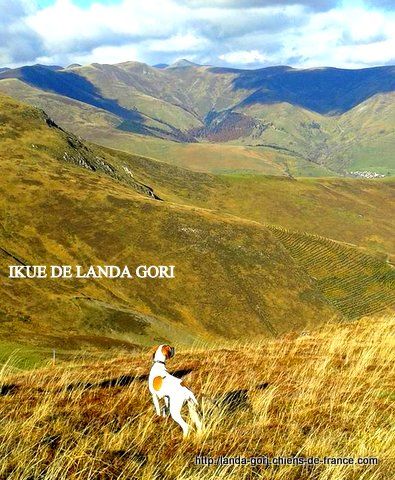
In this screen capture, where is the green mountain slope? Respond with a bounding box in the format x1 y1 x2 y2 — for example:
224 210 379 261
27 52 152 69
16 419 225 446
99 149 395 255
332 93 395 173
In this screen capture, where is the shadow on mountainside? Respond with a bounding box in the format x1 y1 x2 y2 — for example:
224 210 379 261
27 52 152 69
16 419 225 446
0 65 144 123
224 65 395 114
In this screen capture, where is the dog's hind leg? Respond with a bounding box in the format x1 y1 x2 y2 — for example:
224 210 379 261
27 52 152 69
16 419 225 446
152 394 161 416
162 395 170 417
169 396 189 437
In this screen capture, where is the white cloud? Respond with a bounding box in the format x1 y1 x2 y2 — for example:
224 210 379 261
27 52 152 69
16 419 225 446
175 0 337 10
36 43 140 66
219 50 267 65
1 0 394 68
148 33 207 53
336 38 395 67
0 0 44 64
261 6 395 68
26 0 187 54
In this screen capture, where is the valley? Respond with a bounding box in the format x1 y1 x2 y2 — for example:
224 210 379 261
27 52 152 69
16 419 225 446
0 62 394 176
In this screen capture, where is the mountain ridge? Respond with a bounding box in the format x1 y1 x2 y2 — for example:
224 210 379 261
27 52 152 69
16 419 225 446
0 61 393 176
0 61 394 175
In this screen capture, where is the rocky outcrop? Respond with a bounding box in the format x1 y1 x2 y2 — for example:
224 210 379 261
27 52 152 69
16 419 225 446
43 112 162 200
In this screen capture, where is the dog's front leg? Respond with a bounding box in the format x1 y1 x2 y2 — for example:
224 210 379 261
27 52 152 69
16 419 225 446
152 394 161 416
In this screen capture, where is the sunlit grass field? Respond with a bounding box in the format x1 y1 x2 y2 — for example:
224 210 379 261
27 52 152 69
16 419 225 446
1 315 393 479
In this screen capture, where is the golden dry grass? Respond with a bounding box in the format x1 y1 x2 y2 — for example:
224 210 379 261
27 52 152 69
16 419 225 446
1 316 394 479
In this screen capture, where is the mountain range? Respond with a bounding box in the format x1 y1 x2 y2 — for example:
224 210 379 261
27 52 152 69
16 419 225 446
0 61 394 176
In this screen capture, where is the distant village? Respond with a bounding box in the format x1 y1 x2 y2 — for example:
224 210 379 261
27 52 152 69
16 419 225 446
349 171 386 179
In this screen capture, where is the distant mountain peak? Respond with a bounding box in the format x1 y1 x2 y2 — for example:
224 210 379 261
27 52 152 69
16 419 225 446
153 63 169 69
67 63 82 69
167 59 200 69
34 64 64 71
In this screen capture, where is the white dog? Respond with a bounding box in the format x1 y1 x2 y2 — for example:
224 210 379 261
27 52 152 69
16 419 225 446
149 344 202 437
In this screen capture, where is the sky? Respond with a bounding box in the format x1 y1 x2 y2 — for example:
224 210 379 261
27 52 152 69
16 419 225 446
1 0 394 69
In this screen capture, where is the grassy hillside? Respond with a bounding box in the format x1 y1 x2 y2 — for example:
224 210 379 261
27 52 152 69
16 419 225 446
0 78 334 177
0 315 393 479
205 175 395 255
0 93 394 360
87 130 325 176
97 149 395 320
99 150 395 255
0 63 393 175
233 93 395 174
0 77 122 131
333 93 395 174
0 93 340 354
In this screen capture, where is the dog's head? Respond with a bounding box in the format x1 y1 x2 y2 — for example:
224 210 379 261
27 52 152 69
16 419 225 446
152 344 175 362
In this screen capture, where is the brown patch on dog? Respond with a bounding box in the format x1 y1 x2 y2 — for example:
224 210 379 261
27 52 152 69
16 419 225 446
161 345 172 359
153 376 163 391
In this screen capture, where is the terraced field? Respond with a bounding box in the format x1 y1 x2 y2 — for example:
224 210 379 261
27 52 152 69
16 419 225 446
270 227 395 319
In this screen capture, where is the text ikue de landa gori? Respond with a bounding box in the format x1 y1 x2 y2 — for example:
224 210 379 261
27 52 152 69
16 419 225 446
8 265 175 279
